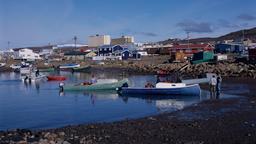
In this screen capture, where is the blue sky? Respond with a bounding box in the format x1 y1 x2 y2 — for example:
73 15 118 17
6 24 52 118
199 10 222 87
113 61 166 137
0 0 256 49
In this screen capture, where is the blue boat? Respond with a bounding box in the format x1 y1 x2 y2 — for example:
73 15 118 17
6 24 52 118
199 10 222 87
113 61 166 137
59 64 80 69
118 83 201 96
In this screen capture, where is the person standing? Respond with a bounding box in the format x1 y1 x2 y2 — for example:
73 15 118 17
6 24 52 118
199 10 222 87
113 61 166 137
216 73 222 99
209 75 217 99
90 74 97 84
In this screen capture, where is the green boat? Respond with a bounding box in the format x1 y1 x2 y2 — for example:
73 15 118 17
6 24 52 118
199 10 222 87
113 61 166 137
62 78 129 91
38 68 55 72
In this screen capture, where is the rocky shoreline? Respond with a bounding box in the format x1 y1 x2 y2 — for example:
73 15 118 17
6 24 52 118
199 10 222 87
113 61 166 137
1 59 256 78
91 61 256 79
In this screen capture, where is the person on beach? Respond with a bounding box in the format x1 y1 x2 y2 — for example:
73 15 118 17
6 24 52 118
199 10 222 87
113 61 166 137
209 75 217 99
35 69 39 77
216 73 222 99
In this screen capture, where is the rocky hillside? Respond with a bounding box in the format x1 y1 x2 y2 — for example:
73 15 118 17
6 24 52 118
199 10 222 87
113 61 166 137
160 27 256 44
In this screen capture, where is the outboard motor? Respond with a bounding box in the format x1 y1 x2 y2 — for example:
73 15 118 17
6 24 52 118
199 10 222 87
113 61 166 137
116 82 128 94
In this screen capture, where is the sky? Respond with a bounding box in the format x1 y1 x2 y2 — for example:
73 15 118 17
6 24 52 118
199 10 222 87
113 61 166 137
0 0 256 49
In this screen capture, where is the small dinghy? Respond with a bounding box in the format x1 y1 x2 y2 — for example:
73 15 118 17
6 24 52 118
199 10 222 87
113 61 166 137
47 75 66 81
118 82 201 96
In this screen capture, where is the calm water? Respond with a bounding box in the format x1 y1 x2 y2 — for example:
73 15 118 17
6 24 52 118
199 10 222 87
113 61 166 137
0 71 240 130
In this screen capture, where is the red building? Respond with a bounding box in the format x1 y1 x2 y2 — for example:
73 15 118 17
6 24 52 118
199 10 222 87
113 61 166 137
169 43 214 57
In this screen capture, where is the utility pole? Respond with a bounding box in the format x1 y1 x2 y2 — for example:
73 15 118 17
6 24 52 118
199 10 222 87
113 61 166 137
73 36 77 48
187 32 190 50
242 29 245 43
7 41 10 50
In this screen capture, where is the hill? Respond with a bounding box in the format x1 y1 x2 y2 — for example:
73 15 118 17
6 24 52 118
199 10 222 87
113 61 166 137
160 27 256 44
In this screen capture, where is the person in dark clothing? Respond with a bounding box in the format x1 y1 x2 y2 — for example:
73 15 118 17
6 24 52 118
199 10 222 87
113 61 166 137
216 73 222 99
35 69 40 77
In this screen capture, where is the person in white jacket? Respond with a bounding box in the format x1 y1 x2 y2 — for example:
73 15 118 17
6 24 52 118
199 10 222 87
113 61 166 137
209 75 217 98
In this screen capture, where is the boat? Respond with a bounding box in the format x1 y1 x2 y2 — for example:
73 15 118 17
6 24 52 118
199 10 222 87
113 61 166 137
181 73 217 85
72 66 91 72
21 74 47 82
118 82 201 96
59 64 80 69
0 63 6 68
47 75 66 81
38 68 55 72
10 64 21 69
20 67 31 74
61 78 129 91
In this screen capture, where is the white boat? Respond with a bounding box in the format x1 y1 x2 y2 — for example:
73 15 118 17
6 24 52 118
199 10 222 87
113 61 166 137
20 67 31 74
21 74 46 82
119 82 201 96
0 63 6 68
10 64 21 69
181 73 217 85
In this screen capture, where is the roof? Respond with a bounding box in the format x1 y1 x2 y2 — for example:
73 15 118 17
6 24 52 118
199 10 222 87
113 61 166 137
64 51 88 56
12 45 54 52
170 44 214 49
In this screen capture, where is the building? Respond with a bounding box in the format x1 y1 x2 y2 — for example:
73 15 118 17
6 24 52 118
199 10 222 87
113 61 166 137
93 45 140 60
215 43 244 53
64 51 97 61
248 47 256 63
143 44 173 55
98 45 124 56
88 35 111 47
111 36 134 45
169 44 214 57
13 48 41 61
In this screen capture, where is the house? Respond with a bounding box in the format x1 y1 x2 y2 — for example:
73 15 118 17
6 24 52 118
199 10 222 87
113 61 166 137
85 51 97 58
169 43 214 58
215 43 244 53
248 48 256 63
93 44 140 60
64 51 97 61
137 50 148 56
144 44 173 55
13 48 41 61
98 45 124 56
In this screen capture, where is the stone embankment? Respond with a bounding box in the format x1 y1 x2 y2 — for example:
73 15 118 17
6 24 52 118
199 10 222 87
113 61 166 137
93 61 256 78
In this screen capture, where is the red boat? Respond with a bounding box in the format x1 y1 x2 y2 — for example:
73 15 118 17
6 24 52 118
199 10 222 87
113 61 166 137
47 76 67 81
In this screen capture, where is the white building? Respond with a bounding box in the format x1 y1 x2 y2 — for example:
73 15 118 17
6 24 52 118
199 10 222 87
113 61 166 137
88 35 111 47
14 48 41 61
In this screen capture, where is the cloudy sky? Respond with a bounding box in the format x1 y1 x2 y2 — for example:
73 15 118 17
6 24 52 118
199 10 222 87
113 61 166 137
0 0 256 49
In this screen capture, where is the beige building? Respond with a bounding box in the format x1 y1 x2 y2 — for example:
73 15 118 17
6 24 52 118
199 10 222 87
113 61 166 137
88 35 111 47
111 36 134 45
